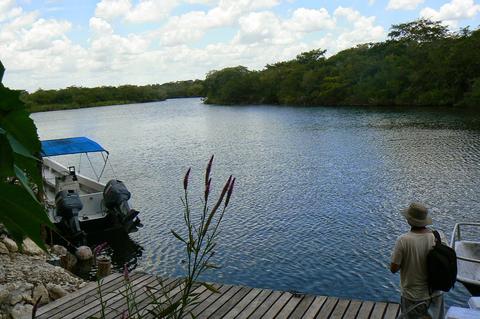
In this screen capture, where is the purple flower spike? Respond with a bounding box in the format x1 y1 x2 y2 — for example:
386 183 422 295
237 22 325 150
183 167 191 190
123 263 130 282
93 242 108 257
205 155 214 186
204 177 211 202
225 177 235 208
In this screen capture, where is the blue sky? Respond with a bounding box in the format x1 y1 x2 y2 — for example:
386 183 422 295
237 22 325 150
1 0 479 91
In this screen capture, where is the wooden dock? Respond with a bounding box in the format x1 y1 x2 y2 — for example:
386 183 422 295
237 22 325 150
36 272 400 318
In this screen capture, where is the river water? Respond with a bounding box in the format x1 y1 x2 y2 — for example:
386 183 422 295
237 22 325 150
32 98 480 306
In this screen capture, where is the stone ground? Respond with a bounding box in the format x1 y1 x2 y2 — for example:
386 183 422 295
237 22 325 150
0 237 87 319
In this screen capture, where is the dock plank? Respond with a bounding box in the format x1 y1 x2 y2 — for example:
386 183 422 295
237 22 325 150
63 273 156 319
247 290 282 319
315 296 338 318
274 293 303 318
141 282 205 319
370 302 387 319
302 296 327 319
36 272 125 318
37 272 399 319
190 284 230 317
209 286 253 318
44 272 144 319
383 303 400 319
221 288 262 319
104 277 179 319
196 285 243 318
261 291 293 318
234 289 272 319
287 295 315 319
356 301 375 319
330 298 350 319
342 299 362 319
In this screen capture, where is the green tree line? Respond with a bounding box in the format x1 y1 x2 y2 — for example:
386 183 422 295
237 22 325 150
203 19 480 107
23 79 204 112
17 19 480 111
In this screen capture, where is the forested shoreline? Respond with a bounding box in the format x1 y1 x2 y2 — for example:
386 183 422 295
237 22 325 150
204 20 480 107
23 80 204 112
19 19 480 112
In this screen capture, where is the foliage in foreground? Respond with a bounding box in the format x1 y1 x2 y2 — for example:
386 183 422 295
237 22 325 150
90 156 235 318
0 61 52 248
203 19 480 107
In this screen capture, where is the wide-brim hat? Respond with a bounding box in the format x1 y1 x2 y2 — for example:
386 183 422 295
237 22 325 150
402 203 432 227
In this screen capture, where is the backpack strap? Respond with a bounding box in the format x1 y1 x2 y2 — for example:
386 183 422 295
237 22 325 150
432 230 441 245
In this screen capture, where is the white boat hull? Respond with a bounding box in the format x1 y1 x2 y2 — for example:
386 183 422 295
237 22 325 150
451 223 480 296
42 157 141 245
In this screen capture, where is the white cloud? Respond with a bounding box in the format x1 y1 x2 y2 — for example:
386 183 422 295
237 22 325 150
94 0 131 20
285 8 335 32
420 0 480 26
18 18 72 50
156 0 281 46
94 0 179 23
89 17 113 35
158 11 210 46
1 1 388 91
0 0 23 22
234 11 286 44
333 7 385 51
387 0 424 10
125 0 179 23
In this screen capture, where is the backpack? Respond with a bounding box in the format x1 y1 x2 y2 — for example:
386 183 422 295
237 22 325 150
426 230 457 292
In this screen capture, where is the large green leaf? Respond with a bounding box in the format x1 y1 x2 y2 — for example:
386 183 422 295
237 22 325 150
0 86 23 112
7 132 39 160
0 183 51 249
14 165 36 199
13 155 43 193
0 109 40 156
13 155 43 192
0 60 4 83
0 133 14 178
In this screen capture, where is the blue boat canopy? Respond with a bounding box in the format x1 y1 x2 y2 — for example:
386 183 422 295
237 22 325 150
41 137 108 157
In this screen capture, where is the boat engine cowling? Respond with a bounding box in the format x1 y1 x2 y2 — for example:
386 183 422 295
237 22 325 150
104 179 131 208
55 190 84 244
103 180 142 233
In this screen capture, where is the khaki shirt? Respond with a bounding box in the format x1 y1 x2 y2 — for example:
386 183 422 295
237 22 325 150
391 230 445 301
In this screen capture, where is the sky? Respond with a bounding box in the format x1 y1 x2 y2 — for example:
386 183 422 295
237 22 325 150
1 0 480 91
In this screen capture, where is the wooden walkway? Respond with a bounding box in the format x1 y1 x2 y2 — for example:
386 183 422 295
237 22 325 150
37 272 400 318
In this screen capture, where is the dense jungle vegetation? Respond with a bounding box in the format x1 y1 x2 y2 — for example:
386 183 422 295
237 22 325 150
23 79 204 112
20 19 480 111
204 19 480 107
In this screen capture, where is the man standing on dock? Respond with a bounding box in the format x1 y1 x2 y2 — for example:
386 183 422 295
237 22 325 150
390 203 445 319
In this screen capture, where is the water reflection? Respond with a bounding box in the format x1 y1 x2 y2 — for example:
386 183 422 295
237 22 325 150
76 231 144 280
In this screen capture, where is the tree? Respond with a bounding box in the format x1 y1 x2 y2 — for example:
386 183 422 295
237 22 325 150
295 49 327 64
388 19 449 42
0 61 52 249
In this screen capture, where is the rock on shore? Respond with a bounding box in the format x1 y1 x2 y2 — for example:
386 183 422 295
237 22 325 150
0 237 87 319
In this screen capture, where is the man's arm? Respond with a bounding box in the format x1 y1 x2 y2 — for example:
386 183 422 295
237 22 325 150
390 237 402 273
390 262 400 273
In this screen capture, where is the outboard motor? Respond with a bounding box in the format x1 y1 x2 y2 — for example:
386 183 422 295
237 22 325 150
55 190 85 245
103 180 142 233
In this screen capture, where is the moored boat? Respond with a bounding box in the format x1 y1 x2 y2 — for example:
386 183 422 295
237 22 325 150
41 137 142 246
450 222 480 296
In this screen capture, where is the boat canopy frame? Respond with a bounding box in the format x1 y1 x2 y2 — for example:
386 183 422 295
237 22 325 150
41 137 112 182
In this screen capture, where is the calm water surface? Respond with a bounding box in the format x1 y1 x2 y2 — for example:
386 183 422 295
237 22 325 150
32 98 480 306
